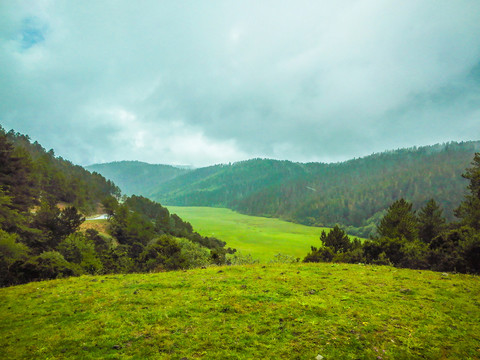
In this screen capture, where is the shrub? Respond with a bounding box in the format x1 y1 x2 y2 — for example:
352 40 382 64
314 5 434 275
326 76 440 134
269 253 299 264
177 238 212 268
0 230 30 286
20 251 76 281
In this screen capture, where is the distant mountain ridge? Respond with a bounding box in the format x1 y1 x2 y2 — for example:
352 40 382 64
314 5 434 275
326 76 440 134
88 141 480 234
86 161 190 196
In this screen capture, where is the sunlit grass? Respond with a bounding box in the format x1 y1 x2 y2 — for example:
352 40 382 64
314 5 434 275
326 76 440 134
1 263 479 359
168 206 361 262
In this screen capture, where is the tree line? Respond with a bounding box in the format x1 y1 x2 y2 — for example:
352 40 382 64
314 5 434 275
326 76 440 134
304 153 480 274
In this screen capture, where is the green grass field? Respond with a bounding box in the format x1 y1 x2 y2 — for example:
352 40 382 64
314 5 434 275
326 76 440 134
168 206 345 262
1 263 479 359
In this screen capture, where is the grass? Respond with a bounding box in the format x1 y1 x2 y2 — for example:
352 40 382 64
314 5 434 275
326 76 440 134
168 206 358 262
1 263 479 359
80 219 111 239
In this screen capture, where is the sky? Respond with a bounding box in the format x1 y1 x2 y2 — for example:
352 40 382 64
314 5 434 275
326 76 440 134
1 1 480 167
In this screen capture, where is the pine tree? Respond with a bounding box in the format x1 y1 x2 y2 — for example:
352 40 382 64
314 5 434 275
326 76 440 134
320 225 352 253
418 199 446 243
0 131 36 212
377 199 418 241
455 153 480 230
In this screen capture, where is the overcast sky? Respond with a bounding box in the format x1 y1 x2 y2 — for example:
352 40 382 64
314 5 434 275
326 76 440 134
1 1 480 167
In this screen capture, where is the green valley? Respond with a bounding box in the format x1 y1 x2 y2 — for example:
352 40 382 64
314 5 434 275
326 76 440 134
91 141 480 238
168 206 356 261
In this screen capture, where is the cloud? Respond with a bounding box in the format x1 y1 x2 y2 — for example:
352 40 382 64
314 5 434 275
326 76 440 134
1 1 479 166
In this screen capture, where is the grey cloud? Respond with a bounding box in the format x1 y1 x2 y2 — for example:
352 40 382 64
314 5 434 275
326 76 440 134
1 1 479 166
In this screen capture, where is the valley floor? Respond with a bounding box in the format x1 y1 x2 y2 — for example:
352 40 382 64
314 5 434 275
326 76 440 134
167 206 355 261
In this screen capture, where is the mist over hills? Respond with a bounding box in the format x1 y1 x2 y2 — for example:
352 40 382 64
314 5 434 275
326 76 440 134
86 161 189 196
89 141 480 236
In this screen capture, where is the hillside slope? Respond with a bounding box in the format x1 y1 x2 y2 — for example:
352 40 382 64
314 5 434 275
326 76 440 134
0 128 231 287
1 263 479 359
86 161 190 196
3 128 120 214
149 141 480 229
151 159 308 207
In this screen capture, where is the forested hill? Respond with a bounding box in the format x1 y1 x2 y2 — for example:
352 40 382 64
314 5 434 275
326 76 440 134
2 128 120 214
144 141 480 235
0 127 233 287
86 161 189 196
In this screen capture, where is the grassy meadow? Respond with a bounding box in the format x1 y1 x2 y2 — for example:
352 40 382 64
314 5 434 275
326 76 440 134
168 206 355 261
1 263 479 359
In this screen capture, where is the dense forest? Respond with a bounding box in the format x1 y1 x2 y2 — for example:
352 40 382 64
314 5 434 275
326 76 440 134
303 152 480 274
0 128 232 286
91 142 479 237
3 129 121 214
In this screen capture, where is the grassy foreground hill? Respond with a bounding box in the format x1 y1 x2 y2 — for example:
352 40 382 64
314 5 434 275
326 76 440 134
1 263 479 359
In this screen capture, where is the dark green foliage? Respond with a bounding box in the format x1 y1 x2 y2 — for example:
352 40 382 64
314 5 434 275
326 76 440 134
303 226 362 264
3 128 120 213
0 230 29 286
30 202 85 252
109 205 155 246
0 189 28 233
418 199 446 243
427 226 479 273
319 225 352 253
138 235 186 271
455 153 480 230
305 153 480 274
101 196 118 217
18 251 76 281
0 133 36 213
377 199 418 241
303 246 334 263
461 232 480 273
123 195 226 249
124 195 165 220
100 245 134 274
363 238 429 269
210 247 237 265
85 229 110 253
154 207 171 233
0 127 228 286
58 233 103 274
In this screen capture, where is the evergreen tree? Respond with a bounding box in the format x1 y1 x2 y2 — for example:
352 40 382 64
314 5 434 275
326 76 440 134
377 199 418 241
418 199 446 243
0 132 36 212
319 225 352 253
455 153 480 230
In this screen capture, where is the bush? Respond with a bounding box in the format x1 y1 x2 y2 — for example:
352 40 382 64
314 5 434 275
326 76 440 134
0 230 30 286
228 252 260 265
177 238 212 268
139 235 186 271
269 253 299 264
58 233 103 275
20 251 76 281
303 246 334 263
